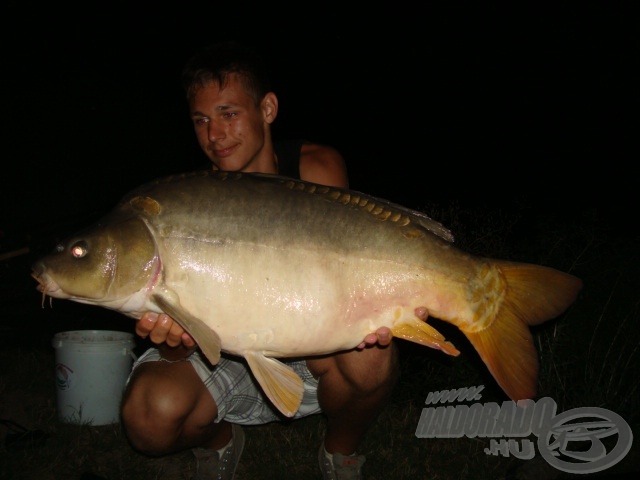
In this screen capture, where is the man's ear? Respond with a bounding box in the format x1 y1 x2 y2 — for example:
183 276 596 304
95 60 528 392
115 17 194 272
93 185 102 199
262 92 278 124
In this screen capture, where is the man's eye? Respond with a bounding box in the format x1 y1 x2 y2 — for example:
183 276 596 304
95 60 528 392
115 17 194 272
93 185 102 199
194 118 209 126
222 112 237 120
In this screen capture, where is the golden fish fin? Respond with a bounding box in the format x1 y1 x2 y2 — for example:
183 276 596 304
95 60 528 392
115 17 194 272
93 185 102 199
152 292 222 365
392 318 460 356
463 309 538 401
495 261 582 326
461 261 582 401
244 351 304 418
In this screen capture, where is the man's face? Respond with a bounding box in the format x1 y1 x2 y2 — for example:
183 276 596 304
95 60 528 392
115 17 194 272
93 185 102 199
188 74 272 172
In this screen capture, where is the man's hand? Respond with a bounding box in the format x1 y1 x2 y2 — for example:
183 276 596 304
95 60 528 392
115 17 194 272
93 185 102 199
356 308 429 350
356 327 393 349
135 312 197 361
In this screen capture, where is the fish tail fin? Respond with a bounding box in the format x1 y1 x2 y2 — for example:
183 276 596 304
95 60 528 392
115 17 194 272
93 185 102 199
461 261 582 400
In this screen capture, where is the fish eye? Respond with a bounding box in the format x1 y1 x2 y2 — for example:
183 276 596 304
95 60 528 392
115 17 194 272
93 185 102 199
70 241 89 258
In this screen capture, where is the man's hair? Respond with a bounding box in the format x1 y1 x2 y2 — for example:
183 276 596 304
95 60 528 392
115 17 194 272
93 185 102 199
181 41 272 106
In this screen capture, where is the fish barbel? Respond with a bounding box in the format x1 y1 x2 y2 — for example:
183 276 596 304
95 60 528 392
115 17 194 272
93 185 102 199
31 170 582 417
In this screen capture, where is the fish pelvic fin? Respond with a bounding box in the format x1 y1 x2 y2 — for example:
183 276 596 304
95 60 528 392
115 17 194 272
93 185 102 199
152 291 222 365
392 318 460 356
461 261 582 401
244 352 304 418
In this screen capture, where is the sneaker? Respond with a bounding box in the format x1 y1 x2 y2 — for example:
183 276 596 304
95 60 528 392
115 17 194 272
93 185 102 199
192 423 245 480
318 444 366 480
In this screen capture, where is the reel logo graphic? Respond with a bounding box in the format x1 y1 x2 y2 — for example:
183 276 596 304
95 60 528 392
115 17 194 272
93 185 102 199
55 363 75 390
538 407 633 475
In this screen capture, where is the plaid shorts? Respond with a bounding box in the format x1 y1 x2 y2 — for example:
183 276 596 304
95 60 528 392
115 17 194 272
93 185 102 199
130 348 321 425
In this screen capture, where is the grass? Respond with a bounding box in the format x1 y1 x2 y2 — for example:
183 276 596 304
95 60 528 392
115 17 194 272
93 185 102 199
1 199 638 479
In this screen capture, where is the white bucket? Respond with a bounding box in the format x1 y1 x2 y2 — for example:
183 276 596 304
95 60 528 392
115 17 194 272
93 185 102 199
52 330 136 426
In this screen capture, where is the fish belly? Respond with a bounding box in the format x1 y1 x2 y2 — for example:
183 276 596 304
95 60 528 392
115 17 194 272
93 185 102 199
159 238 468 358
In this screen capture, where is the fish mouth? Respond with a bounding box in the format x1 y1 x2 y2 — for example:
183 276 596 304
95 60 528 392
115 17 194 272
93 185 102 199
31 267 69 300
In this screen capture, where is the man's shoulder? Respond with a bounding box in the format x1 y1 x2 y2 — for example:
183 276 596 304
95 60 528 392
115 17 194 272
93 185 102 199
274 138 347 187
300 141 341 159
300 143 345 170
299 143 348 188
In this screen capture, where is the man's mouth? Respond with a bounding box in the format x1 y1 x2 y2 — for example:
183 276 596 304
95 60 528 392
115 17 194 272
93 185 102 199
212 145 236 158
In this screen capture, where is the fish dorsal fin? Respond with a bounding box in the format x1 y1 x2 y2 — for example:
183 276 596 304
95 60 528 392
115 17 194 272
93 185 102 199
392 318 460 356
247 172 455 242
244 351 304 418
152 291 222 365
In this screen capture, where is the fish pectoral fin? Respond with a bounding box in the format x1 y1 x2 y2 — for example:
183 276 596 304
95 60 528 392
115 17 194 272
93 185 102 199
152 292 222 365
244 351 304 418
392 318 460 356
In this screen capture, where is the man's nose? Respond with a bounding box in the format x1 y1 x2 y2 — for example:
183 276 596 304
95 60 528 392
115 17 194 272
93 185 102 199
207 120 225 142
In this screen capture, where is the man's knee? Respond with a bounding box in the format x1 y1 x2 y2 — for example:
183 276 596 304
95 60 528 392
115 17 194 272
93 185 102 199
351 345 399 391
319 344 399 396
121 363 203 455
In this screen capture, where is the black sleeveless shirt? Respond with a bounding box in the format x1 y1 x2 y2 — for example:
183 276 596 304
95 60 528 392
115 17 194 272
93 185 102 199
274 139 305 180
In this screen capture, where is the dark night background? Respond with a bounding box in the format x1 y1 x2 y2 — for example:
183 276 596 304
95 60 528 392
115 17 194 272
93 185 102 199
1 1 637 251
1 3 639 478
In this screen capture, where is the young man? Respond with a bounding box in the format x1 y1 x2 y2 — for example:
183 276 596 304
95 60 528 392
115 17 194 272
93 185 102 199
121 41 398 480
